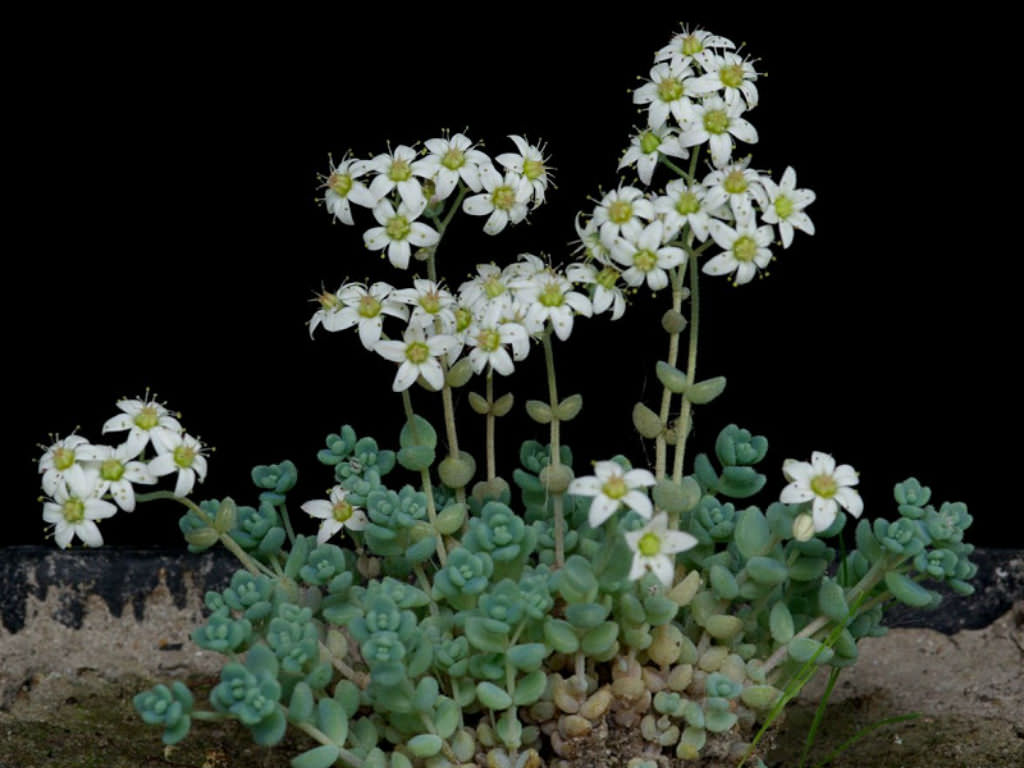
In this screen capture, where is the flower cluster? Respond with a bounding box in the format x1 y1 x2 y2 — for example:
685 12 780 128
322 133 551 266
572 28 814 288
310 254 601 391
39 396 207 547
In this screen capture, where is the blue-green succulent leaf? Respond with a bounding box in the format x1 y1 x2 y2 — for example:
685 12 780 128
291 745 342 768
885 571 934 607
513 669 547 706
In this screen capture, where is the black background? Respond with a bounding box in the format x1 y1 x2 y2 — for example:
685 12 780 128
7 9 1010 550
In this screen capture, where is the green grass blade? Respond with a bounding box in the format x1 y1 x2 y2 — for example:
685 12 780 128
811 712 922 768
798 666 841 768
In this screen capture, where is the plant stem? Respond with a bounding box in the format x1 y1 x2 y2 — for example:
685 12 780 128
134 490 275 577
670 250 701 489
486 372 496 481
654 264 684 481
762 555 898 675
401 390 448 564
541 327 565 568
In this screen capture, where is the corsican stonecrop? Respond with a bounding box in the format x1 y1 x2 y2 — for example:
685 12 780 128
40 23 974 768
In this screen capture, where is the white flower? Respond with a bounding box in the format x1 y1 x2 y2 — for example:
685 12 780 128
573 213 613 266
653 179 713 242
593 186 655 248
655 27 735 71
566 261 627 320
689 51 759 110
618 125 688 186
514 268 593 341
309 287 346 338
496 135 551 207
702 160 770 222
374 325 458 392
462 168 532 235
569 460 656 528
703 212 775 285
458 263 518 317
392 279 457 334
624 512 698 586
780 451 863 532
761 167 816 248
362 199 440 270
418 133 493 200
610 219 686 291
466 305 529 376
149 432 208 497
301 486 368 544
633 61 700 129
76 442 157 512
42 464 117 548
39 433 91 498
341 282 410 348
102 397 183 458
322 155 376 225
678 95 758 169
365 144 431 217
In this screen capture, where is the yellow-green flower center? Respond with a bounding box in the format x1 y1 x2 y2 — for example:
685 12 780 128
332 499 353 523
441 148 464 171
492 185 516 211
406 341 430 365
640 130 662 154
810 474 838 499
53 446 76 471
608 200 633 224
100 458 125 482
483 275 506 299
523 158 545 181
602 475 627 500
723 170 749 195
328 171 353 197
675 190 700 216
173 444 196 469
638 532 661 556
477 328 501 353
732 236 758 263
538 282 564 308
63 498 86 524
419 293 442 315
720 63 744 89
134 406 160 431
703 109 730 135
657 77 684 102
774 195 795 220
388 159 412 182
634 249 657 272
358 294 382 318
386 215 411 241
455 307 473 333
681 34 703 56
596 266 619 290
318 291 341 312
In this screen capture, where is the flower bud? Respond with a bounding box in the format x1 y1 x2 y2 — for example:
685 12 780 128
661 309 688 335
792 513 816 541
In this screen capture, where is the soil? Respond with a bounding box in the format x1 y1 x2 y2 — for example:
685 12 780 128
2 548 1022 767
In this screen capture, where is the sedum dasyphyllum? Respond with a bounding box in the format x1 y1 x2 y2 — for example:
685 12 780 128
41 23 976 768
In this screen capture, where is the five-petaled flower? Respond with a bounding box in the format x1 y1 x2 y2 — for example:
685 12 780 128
374 325 458 392
568 460 657 528
625 512 698 586
780 451 863 533
149 432 209 498
301 486 369 544
42 464 118 548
